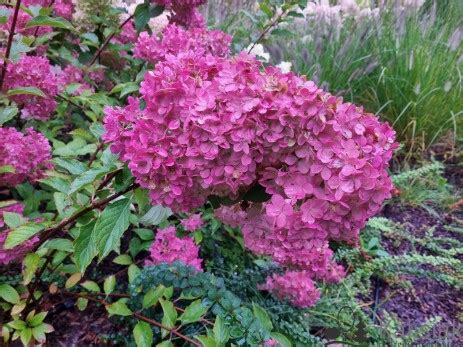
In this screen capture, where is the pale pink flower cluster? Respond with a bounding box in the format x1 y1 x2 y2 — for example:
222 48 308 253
180 213 204 232
258 271 321 308
153 0 206 28
0 128 53 187
56 65 94 95
133 24 231 65
4 56 58 120
113 20 137 45
146 226 202 270
0 203 40 265
104 40 397 306
0 203 24 228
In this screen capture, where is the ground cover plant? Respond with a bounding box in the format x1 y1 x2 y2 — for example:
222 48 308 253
0 0 462 346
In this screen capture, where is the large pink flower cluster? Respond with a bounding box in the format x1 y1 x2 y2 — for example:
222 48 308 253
4 56 58 120
0 4 53 38
133 24 231 65
153 0 206 28
0 127 53 187
258 271 321 308
146 225 202 271
104 50 397 305
0 203 40 265
181 213 204 232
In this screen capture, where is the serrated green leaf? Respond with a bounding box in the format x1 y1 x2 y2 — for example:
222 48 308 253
213 316 229 345
25 15 73 30
2 212 26 228
0 284 20 304
196 336 217 347
53 158 87 175
4 223 46 249
133 320 153 347
94 198 131 259
128 263 141 284
270 332 292 347
41 238 73 252
159 298 177 338
179 299 208 325
74 221 97 272
68 168 108 194
104 275 116 295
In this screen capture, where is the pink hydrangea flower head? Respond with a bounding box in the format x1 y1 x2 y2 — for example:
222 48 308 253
134 24 231 65
259 271 321 308
180 213 204 232
56 65 94 95
4 55 58 120
153 0 207 28
0 127 53 187
113 20 137 45
146 226 203 270
54 0 74 20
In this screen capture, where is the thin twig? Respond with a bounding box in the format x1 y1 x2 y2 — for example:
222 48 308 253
88 14 134 66
0 0 22 89
58 291 202 347
56 94 86 112
247 8 288 54
88 142 104 167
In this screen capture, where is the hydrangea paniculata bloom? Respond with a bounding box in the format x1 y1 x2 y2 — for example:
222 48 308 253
153 0 206 28
181 213 204 232
4 56 58 120
104 48 397 305
0 203 39 265
133 24 231 65
258 271 321 308
146 226 202 270
0 127 53 187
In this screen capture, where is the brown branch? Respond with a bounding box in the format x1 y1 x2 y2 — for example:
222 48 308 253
58 291 202 347
34 183 139 250
0 0 22 89
56 94 86 112
88 142 105 167
88 14 134 66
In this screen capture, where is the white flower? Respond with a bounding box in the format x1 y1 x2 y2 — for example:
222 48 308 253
246 43 270 63
148 11 170 36
277 61 292 73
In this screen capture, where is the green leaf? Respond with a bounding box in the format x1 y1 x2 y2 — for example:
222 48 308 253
4 223 46 249
270 332 292 347
0 284 20 304
81 280 100 293
28 311 47 327
76 297 88 311
7 319 26 330
156 342 173 347
53 158 87 175
252 303 273 331
128 263 141 284
133 321 153 347
196 336 217 347
40 177 70 194
65 273 82 289
159 298 177 338
68 168 108 194
179 299 208 325
0 165 15 174
7 86 45 97
103 275 116 295
74 221 97 272
25 16 73 30
0 106 17 125
113 254 133 265
22 253 41 285
31 324 46 343
111 82 139 98
20 328 32 346
134 4 164 32
142 285 165 309
106 299 133 316
94 198 131 259
41 238 73 252
134 228 154 241
2 212 26 228
140 205 172 226
213 316 229 345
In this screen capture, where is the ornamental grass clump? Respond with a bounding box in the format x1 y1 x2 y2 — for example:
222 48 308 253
104 28 398 306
